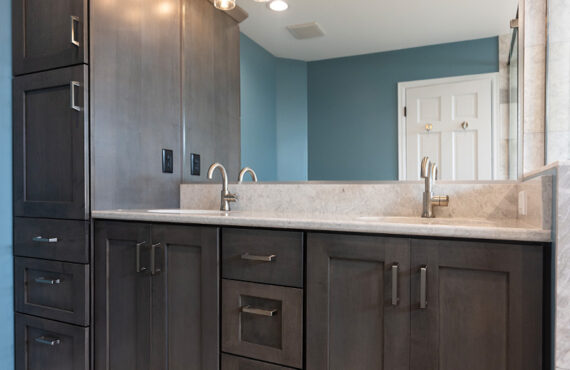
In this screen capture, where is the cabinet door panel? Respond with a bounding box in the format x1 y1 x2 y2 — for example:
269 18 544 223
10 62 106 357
94 221 151 370
306 232 410 370
410 239 543 370
13 65 89 219
12 0 88 75
150 224 219 370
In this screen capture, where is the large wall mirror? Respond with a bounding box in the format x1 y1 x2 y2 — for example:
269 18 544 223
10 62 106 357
187 0 521 182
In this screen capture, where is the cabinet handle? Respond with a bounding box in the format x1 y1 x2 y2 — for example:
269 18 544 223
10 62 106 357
34 277 62 285
32 236 58 243
420 265 427 309
241 253 276 262
70 81 82 111
35 336 61 346
241 305 278 317
70 16 80 47
151 243 162 275
391 263 399 306
136 241 147 273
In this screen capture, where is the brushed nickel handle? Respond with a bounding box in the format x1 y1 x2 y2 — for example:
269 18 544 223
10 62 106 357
241 305 278 317
391 263 399 306
241 253 276 262
461 121 469 130
420 265 428 309
150 243 161 275
35 336 61 346
32 236 58 243
70 81 81 111
70 16 80 47
34 277 62 285
136 241 147 273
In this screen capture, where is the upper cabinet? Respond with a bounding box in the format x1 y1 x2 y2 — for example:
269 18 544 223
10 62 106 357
13 65 89 220
12 0 88 75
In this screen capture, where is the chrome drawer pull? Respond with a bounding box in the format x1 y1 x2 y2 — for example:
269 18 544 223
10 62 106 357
35 336 61 346
241 253 276 262
35 277 62 285
420 265 428 309
70 81 82 111
241 305 278 317
32 236 58 243
151 243 162 275
391 263 399 306
70 15 80 47
136 241 147 273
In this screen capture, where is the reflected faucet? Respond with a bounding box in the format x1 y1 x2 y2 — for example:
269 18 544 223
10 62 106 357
207 163 238 211
421 157 449 218
238 167 258 183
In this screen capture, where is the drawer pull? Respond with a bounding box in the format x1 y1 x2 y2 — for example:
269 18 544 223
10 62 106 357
70 81 82 111
241 305 278 317
151 243 162 275
32 236 58 243
35 336 61 346
241 253 276 262
34 277 62 285
136 241 147 273
391 263 399 306
420 265 428 309
70 15 80 47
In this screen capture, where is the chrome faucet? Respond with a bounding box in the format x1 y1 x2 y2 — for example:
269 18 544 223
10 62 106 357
420 157 449 218
238 167 258 183
207 163 238 211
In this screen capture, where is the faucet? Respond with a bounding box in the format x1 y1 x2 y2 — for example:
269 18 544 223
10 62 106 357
207 163 238 211
420 157 449 218
238 167 258 183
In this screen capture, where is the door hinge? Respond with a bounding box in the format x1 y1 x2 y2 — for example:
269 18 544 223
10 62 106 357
403 106 407 117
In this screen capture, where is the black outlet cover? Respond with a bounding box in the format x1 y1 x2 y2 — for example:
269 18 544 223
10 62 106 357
162 149 174 173
191 153 201 176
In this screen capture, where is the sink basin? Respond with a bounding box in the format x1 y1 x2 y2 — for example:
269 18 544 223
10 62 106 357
147 209 229 215
357 216 496 227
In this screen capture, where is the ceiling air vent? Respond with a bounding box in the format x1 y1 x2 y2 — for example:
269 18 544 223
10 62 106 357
287 22 325 40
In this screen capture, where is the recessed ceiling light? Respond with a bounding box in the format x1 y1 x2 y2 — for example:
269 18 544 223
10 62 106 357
214 0 236 10
268 0 288 11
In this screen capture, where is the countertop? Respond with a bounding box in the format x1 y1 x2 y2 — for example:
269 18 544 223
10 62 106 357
92 209 552 242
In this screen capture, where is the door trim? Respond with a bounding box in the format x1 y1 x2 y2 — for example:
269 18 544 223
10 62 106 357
397 73 500 180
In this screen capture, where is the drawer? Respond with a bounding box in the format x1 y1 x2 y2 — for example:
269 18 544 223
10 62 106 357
14 218 90 263
15 314 89 370
222 280 303 368
15 257 89 326
222 353 296 370
222 228 304 288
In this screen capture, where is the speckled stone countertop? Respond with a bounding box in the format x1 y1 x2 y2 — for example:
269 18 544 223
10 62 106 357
92 209 552 243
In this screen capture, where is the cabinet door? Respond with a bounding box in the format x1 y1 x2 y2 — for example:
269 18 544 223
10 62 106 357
13 65 89 220
150 224 220 370
94 221 152 370
410 239 543 370
12 0 88 75
306 232 410 370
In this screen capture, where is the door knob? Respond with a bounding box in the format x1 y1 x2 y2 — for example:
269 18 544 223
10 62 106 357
461 121 469 130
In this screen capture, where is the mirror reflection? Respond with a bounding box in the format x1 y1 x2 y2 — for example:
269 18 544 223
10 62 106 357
195 0 520 182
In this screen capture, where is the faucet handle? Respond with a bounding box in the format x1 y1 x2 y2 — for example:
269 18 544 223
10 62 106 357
420 157 430 178
225 193 238 202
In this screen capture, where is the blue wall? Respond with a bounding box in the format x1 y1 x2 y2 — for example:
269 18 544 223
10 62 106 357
307 37 499 180
0 0 13 365
240 34 308 181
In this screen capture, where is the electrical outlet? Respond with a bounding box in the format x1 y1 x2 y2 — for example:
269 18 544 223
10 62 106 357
191 153 201 176
162 149 173 173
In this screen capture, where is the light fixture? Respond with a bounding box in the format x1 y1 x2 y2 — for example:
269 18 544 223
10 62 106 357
267 0 288 11
214 0 236 10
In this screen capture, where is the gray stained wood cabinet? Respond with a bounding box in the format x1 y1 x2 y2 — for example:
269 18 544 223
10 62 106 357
307 232 545 370
94 220 219 370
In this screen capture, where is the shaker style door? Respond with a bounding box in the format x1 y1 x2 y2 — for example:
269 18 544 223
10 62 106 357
13 65 89 220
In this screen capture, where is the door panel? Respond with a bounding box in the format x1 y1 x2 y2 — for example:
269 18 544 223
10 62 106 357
94 221 151 370
13 65 89 219
150 224 219 370
306 233 410 370
12 0 88 75
410 239 543 370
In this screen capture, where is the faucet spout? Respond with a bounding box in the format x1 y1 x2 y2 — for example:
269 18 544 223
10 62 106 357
238 167 258 183
207 162 237 211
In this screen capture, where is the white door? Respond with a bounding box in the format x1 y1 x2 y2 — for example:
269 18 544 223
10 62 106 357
403 76 495 180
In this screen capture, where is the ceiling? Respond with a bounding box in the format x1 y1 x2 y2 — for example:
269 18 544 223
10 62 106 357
238 0 519 62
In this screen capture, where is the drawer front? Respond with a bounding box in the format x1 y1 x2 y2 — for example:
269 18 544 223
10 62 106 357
222 280 303 368
222 228 304 288
14 218 89 263
15 314 89 370
222 353 295 370
15 257 89 326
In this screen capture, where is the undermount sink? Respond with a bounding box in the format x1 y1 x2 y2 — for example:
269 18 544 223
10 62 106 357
147 209 229 215
357 216 496 227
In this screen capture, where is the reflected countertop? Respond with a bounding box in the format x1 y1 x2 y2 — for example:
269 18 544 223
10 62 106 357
92 209 552 243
